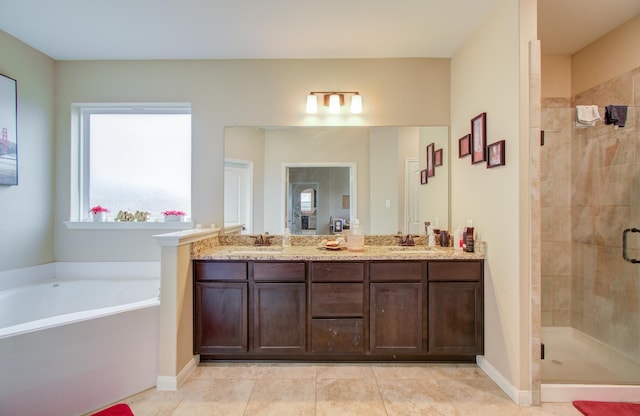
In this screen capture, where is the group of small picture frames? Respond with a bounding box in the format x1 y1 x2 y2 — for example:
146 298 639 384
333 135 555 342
420 142 443 184
458 112 505 168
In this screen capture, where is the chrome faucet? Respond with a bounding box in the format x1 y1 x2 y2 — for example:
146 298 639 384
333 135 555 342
395 232 416 246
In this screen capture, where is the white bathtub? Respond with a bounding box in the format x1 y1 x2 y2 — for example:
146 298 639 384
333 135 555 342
0 262 161 416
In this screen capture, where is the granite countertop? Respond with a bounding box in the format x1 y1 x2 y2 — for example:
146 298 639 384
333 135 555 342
194 243 485 261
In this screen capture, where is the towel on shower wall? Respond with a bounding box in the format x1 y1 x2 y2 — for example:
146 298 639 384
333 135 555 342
605 105 627 128
575 105 601 128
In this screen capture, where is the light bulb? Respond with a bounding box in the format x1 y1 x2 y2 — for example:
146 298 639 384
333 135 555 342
305 94 318 113
329 94 341 113
350 93 362 114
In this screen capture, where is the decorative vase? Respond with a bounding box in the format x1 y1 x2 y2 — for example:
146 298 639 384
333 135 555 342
92 212 106 222
164 214 184 222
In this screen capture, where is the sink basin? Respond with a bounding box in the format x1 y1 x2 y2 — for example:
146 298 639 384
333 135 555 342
389 246 435 252
222 247 283 255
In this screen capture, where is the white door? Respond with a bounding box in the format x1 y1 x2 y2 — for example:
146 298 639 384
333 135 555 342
224 160 252 234
405 158 421 235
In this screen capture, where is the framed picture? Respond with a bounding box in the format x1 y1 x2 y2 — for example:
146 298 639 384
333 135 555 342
426 142 435 177
458 134 471 158
471 112 486 164
420 169 428 184
0 74 18 186
487 140 506 168
434 149 443 167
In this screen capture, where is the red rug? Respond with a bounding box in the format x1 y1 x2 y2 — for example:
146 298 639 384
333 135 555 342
91 403 134 416
573 401 640 416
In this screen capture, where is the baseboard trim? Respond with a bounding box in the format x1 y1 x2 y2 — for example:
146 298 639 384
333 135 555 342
156 355 199 391
542 384 640 402
477 356 531 405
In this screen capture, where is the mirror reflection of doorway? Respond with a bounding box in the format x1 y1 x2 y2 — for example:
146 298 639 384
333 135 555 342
289 182 318 234
285 165 355 235
224 159 253 234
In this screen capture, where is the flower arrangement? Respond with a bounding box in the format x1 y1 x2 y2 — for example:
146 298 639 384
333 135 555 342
89 205 110 214
161 210 186 216
162 210 186 222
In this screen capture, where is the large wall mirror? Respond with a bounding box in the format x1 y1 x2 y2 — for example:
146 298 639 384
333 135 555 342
224 126 449 236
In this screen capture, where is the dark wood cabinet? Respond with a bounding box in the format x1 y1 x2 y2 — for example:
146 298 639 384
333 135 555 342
195 282 248 354
253 282 306 353
428 260 483 355
369 261 424 354
194 257 483 361
370 282 423 353
310 261 365 354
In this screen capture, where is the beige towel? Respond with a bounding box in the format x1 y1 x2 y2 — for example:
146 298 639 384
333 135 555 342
575 105 600 128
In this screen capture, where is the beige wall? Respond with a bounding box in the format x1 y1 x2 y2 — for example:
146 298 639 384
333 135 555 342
541 55 571 98
572 14 640 95
54 58 451 262
451 0 536 399
0 31 56 272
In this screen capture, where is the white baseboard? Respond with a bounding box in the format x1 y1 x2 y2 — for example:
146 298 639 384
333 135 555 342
542 384 640 402
477 356 531 405
156 355 199 391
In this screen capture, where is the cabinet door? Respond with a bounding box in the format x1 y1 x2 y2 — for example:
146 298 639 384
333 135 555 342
195 282 248 354
253 283 306 353
429 282 483 355
370 282 423 354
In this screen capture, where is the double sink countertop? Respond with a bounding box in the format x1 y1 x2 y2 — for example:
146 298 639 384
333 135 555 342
195 243 485 261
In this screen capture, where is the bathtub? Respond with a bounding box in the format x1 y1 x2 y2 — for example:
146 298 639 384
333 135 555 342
0 262 160 416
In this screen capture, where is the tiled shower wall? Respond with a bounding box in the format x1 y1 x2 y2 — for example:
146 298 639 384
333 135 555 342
542 67 640 361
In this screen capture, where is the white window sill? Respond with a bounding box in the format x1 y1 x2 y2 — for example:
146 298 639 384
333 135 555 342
63 221 194 230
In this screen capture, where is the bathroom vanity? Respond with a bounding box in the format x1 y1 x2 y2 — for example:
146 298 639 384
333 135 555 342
193 244 484 362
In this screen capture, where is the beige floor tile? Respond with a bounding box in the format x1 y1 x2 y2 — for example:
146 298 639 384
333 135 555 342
437 379 527 416
192 363 270 379
315 363 376 379
171 378 255 416
315 378 387 416
521 403 583 416
428 363 489 380
243 378 316 416
123 387 187 416
377 378 460 416
259 363 317 379
372 363 435 380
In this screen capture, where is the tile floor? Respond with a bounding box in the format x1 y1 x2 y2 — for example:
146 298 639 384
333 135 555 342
103 363 583 416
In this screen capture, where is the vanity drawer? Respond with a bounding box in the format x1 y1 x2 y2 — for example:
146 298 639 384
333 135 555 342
194 261 247 281
312 283 364 317
311 262 365 282
370 261 423 282
311 318 364 353
253 262 306 282
428 260 482 281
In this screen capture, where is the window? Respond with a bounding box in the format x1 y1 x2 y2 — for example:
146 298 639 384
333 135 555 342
76 104 191 222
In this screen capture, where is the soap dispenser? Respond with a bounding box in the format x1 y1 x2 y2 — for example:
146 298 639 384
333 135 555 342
282 227 291 247
454 226 463 251
347 219 364 252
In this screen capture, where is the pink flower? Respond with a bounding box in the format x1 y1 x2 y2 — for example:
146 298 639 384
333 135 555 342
161 210 186 216
89 205 110 214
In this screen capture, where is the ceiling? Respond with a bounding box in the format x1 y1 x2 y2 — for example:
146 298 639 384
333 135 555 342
0 0 638 60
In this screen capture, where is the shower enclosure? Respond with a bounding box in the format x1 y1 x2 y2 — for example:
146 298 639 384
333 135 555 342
540 68 640 388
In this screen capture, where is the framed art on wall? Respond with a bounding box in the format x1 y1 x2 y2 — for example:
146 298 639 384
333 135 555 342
487 140 506 168
420 169 427 184
458 134 471 158
0 73 18 186
434 148 443 167
471 112 486 164
426 142 435 177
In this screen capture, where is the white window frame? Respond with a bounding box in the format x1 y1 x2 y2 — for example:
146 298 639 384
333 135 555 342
67 103 192 228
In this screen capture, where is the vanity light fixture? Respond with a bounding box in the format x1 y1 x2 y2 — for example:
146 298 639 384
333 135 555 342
306 91 363 114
